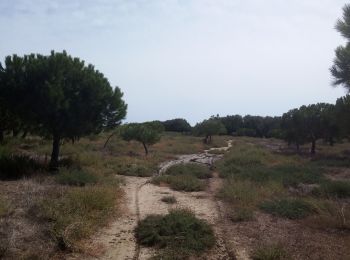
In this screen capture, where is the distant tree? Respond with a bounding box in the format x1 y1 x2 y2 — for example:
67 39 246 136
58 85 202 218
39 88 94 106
320 104 338 146
331 4 350 92
219 115 243 135
162 118 192 133
119 122 163 155
0 51 127 169
281 108 307 151
335 95 350 138
193 119 226 144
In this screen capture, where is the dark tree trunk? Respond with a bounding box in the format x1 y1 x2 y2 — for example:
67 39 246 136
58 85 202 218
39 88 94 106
12 129 19 137
142 142 148 156
0 130 4 143
21 131 28 139
104 132 115 148
296 143 300 152
209 135 212 143
329 136 334 146
50 135 61 171
310 140 316 155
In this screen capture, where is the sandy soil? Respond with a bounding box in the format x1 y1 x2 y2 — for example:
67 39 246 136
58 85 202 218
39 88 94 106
74 140 235 260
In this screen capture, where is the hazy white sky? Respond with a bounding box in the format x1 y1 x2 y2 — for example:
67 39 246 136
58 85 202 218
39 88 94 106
0 0 348 124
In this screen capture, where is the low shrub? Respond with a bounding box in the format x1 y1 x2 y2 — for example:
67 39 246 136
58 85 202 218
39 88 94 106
56 168 98 186
314 181 350 198
161 196 177 204
165 163 211 179
37 186 118 250
0 154 45 180
228 207 254 222
252 243 290 260
152 175 205 192
260 198 313 219
135 209 215 258
116 163 155 177
0 197 9 217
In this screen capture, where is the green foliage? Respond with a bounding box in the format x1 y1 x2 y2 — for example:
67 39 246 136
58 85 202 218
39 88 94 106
0 197 9 218
165 163 211 179
260 198 313 219
237 128 257 137
193 118 226 143
135 209 215 258
56 168 98 186
252 244 290 260
162 118 192 133
152 175 205 192
229 207 254 222
37 186 117 250
119 122 163 155
0 154 44 180
115 162 155 177
161 196 177 204
0 51 127 168
314 181 350 198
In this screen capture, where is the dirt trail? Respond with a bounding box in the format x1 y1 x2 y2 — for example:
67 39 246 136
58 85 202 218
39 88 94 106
80 140 236 260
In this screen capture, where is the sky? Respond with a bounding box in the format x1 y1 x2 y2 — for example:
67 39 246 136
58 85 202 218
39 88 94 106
0 0 348 125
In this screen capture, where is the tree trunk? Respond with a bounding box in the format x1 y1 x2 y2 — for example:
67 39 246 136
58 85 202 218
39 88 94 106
103 132 115 148
296 143 300 152
310 140 316 155
329 136 334 146
142 142 148 156
50 135 60 171
0 130 4 143
21 131 28 139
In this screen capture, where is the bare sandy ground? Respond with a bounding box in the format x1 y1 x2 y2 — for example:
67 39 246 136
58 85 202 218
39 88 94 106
72 140 236 260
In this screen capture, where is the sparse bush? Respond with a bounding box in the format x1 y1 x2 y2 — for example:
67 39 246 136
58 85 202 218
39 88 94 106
252 243 290 260
152 175 204 192
37 186 118 250
314 181 350 198
161 196 177 204
0 197 9 217
116 162 155 177
260 198 313 219
165 163 211 179
229 207 254 222
56 168 98 186
0 154 45 180
135 209 215 258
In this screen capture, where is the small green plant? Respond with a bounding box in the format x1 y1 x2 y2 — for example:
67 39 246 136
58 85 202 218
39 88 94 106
165 163 211 179
116 163 155 177
161 196 177 204
135 209 215 258
252 243 290 260
260 198 313 219
152 175 205 192
56 168 98 186
0 197 9 217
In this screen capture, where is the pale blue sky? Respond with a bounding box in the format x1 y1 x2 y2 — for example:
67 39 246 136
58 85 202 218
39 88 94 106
0 0 348 124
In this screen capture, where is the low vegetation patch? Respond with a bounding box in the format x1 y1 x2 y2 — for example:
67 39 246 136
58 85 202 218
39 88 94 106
228 207 254 222
0 197 9 217
152 175 205 192
135 209 215 258
0 154 45 180
36 186 118 250
115 161 155 177
314 180 350 198
55 168 98 186
252 243 290 260
260 198 314 219
165 163 211 179
161 196 177 204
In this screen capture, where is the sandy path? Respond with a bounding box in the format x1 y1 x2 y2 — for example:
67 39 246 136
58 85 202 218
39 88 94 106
78 140 235 260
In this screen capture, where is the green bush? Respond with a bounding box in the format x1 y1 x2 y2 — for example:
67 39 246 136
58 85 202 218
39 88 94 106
252 244 290 260
116 163 154 177
0 197 9 217
0 154 45 180
165 163 211 179
161 196 177 204
314 181 350 198
260 198 313 219
135 209 215 258
152 175 204 192
56 168 98 186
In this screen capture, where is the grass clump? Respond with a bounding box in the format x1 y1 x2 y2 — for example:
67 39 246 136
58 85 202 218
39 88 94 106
0 197 9 218
252 244 290 260
260 198 313 219
165 163 211 179
56 168 98 186
314 181 350 198
37 186 118 250
161 196 177 204
228 207 254 222
152 175 205 192
0 154 45 180
115 162 155 177
135 209 215 258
